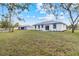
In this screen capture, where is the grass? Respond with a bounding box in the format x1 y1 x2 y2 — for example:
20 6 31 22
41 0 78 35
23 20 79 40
0 30 79 55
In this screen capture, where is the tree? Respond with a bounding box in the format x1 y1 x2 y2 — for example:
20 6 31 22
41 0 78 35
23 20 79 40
0 3 30 32
11 22 19 32
42 3 79 33
61 3 79 33
42 3 59 19
0 17 10 29
14 22 19 27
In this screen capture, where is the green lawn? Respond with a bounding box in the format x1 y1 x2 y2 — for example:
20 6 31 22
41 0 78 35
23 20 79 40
0 30 79 56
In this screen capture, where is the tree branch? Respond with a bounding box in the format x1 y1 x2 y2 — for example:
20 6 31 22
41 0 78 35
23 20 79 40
73 14 79 24
68 10 74 24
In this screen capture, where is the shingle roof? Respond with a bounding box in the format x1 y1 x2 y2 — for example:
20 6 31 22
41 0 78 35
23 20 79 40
33 20 67 26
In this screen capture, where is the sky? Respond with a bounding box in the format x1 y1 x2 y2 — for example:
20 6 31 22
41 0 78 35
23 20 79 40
0 3 70 26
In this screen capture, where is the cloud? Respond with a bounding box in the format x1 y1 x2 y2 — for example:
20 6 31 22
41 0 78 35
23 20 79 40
59 16 65 20
36 3 42 11
38 14 66 22
27 15 30 18
38 14 56 21
33 16 35 18
36 3 46 14
26 15 36 18
58 15 65 20
39 9 46 14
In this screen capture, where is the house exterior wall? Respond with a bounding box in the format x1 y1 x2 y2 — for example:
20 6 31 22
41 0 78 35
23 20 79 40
54 24 66 31
56 24 64 31
18 26 34 30
34 23 67 31
35 25 45 31
35 25 39 30
40 25 45 31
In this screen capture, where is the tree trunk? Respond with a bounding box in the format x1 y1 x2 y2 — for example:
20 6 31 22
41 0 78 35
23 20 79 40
12 27 14 32
72 25 75 33
9 10 12 32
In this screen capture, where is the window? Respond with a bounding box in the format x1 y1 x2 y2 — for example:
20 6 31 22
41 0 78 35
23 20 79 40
35 25 36 29
53 24 56 29
41 25 43 28
38 25 40 29
21 27 25 30
45 26 49 30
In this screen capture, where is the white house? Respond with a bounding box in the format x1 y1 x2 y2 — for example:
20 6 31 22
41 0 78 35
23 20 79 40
33 20 67 31
18 25 34 30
